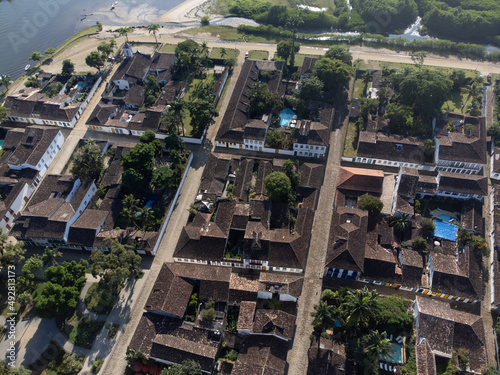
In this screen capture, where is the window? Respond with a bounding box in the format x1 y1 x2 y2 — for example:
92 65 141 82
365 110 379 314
395 144 403 150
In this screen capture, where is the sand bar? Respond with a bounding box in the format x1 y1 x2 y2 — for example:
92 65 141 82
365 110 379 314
157 0 209 23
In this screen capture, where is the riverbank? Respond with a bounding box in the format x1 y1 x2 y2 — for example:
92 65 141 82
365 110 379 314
157 0 212 23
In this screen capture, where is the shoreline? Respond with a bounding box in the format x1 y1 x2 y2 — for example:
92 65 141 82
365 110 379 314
156 0 210 23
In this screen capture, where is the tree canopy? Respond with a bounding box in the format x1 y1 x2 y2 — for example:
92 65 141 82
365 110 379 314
357 194 383 217
29 51 43 61
299 76 324 101
325 45 353 66
61 59 75 76
0 106 8 123
313 57 353 91
85 51 106 71
0 231 26 268
264 171 293 203
70 139 104 181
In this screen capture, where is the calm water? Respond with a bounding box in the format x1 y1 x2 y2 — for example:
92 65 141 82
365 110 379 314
0 0 182 83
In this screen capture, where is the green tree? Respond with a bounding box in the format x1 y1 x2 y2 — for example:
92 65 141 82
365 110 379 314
399 70 452 120
148 23 160 45
122 168 147 193
85 51 106 71
201 16 210 26
97 40 116 57
117 27 132 42
266 129 286 149
392 213 411 233
137 207 156 231
165 133 184 151
286 15 303 69
461 82 483 113
282 159 300 189
483 365 500 375
160 360 202 375
311 300 336 333
22 255 43 275
44 48 56 56
419 217 435 232
412 236 428 251
264 171 293 203
299 76 323 101
0 106 8 123
121 194 140 227
42 246 63 266
57 353 84 375
152 165 174 188
325 45 353 66
384 103 414 135
122 142 155 180
220 47 227 60
90 238 142 294
29 51 43 61
344 287 379 331
1 75 11 89
276 40 299 67
45 261 87 289
61 59 75 76
70 139 104 181
169 99 187 136
0 232 26 268
139 130 156 144
313 57 353 91
410 51 427 71
362 330 396 367
34 282 80 317
487 123 500 145
357 194 383 217
189 100 218 136
24 76 41 88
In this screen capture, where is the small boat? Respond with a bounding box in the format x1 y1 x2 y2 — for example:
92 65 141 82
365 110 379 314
24 64 30 71
114 1 118 4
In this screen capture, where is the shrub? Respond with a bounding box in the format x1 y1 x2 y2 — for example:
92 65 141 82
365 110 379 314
91 358 104 374
412 236 428 251
201 16 210 26
85 283 116 314
225 349 238 362
401 241 408 248
74 318 105 348
419 217 435 231
56 353 84 375
200 307 216 321
321 289 336 301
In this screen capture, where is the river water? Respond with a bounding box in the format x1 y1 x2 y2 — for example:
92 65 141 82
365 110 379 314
0 0 182 83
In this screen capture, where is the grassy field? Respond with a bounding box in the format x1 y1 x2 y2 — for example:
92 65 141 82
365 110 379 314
353 79 366 99
273 53 319 67
64 312 104 349
210 47 239 60
442 91 469 114
159 43 177 53
184 25 272 43
344 120 359 158
248 50 269 60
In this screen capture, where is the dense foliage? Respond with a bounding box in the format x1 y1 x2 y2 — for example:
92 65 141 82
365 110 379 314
70 139 104 181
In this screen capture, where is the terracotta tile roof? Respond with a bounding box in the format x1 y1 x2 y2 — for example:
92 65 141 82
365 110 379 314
415 338 436 375
237 301 257 331
438 171 488 196
130 313 218 373
293 120 330 146
232 335 288 374
357 132 425 164
326 207 368 273
435 113 486 165
461 199 484 235
258 272 303 298
144 263 194 318
300 57 318 76
415 296 487 372
336 167 384 194
299 163 324 190
493 147 500 174
253 309 295 340
6 126 60 168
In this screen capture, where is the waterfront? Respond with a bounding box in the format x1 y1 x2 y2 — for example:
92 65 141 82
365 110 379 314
0 0 182 82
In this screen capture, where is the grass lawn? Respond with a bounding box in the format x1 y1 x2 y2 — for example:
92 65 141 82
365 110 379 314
273 53 319 67
185 26 272 43
159 43 177 53
64 311 104 349
442 90 469 114
248 50 269 60
353 79 366 99
210 47 239 60
344 120 359 158
85 283 116 315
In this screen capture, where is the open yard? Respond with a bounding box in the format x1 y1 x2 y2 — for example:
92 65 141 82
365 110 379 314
248 50 269 60
273 52 319 67
210 47 239 60
159 43 177 53
343 120 359 158
61 311 104 349
442 90 470 114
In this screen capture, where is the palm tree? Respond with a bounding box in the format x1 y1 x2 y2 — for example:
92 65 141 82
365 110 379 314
362 330 396 368
461 82 482 113
361 70 373 97
170 99 187 136
148 23 160 45
220 47 227 60
200 41 209 56
122 194 140 227
344 287 379 332
138 207 155 231
117 26 132 42
311 300 335 333
392 213 411 234
42 246 62 266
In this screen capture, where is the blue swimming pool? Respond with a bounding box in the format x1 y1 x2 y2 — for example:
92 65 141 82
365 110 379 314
380 343 403 364
438 214 453 222
279 108 296 127
434 219 458 241
76 81 83 89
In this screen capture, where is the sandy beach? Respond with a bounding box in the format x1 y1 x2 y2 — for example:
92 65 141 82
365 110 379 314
157 0 211 23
